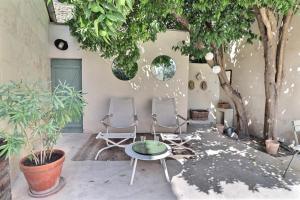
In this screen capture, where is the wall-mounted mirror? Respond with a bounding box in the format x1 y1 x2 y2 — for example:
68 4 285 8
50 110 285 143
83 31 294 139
112 60 138 81
151 55 176 81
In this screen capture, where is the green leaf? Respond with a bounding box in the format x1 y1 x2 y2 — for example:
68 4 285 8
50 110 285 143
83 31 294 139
91 4 105 13
94 19 100 36
118 0 126 6
103 35 111 44
126 0 133 10
99 30 108 37
106 12 126 22
102 2 116 11
98 15 106 22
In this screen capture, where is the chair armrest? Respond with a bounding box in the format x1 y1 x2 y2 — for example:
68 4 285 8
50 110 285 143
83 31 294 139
152 114 157 123
177 114 187 121
101 114 110 122
101 114 111 127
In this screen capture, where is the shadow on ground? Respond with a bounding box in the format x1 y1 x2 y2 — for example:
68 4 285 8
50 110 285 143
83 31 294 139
179 126 300 194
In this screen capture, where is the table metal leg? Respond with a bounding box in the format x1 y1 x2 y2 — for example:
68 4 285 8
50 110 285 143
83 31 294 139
130 158 134 166
130 158 138 185
161 159 170 182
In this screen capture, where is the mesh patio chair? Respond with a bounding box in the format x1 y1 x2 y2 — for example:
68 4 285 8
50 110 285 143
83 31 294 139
151 97 200 154
95 97 138 160
283 120 300 177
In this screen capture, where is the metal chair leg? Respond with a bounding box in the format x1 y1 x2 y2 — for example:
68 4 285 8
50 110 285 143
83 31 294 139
95 146 112 160
283 151 298 178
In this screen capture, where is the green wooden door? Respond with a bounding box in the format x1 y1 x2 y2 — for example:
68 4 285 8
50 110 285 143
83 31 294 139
51 59 83 133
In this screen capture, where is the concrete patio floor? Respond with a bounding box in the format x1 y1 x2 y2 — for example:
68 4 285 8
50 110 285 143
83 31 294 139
12 125 300 200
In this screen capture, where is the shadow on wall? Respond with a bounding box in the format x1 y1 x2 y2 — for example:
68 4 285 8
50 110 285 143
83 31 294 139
224 39 266 137
178 127 300 194
226 24 300 142
128 61 187 99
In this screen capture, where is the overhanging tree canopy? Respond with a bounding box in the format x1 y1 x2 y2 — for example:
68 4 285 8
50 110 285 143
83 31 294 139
63 0 182 76
173 0 256 138
60 0 264 137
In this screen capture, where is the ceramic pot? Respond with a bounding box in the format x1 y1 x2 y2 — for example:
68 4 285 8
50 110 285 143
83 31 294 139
19 149 65 193
265 139 279 155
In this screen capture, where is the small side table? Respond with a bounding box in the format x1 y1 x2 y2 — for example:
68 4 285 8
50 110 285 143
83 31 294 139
216 108 234 127
125 142 172 185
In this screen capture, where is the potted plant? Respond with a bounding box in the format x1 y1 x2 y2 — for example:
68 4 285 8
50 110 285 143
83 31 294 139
0 81 85 197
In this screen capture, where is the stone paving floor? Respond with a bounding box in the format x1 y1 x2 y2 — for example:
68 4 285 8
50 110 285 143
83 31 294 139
12 125 300 200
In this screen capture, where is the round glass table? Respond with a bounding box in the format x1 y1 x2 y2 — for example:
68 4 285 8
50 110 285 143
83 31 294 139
125 141 172 185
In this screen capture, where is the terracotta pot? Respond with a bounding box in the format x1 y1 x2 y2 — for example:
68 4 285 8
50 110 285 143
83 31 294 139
265 139 279 155
19 149 65 193
216 124 225 134
0 156 11 200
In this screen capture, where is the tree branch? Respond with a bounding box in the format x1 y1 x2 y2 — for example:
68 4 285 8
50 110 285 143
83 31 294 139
276 9 293 88
173 14 190 32
173 13 206 51
266 9 277 33
254 8 268 57
259 8 274 39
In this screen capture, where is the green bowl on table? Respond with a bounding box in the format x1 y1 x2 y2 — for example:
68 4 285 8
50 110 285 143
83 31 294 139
132 140 168 155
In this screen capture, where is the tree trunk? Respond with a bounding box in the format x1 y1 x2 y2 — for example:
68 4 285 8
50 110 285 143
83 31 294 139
174 14 250 137
0 142 12 200
255 8 293 140
218 70 249 138
263 40 278 139
207 47 249 138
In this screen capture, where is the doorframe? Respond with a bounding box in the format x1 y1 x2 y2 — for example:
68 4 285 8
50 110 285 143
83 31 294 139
51 58 83 133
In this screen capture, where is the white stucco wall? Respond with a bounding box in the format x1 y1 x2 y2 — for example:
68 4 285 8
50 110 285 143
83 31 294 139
225 15 300 143
188 63 219 123
0 0 50 83
49 24 189 133
0 0 50 182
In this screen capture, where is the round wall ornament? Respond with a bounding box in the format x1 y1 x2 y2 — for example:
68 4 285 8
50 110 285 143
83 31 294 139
200 81 208 90
212 65 221 74
188 80 195 90
195 72 202 80
205 52 214 61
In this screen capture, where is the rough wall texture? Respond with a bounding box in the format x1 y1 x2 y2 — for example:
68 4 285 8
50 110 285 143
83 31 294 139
224 15 300 144
188 63 220 123
0 0 50 183
49 24 189 133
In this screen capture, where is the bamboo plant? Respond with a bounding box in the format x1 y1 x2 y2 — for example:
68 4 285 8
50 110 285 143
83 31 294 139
0 81 85 165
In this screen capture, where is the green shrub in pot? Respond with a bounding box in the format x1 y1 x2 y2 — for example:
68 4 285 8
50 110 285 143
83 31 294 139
0 81 86 195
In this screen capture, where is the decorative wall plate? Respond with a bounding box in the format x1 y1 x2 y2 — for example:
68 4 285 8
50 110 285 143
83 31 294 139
195 72 202 80
200 81 208 90
188 80 195 90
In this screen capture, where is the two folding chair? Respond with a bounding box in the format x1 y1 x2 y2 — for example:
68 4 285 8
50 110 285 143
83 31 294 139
95 97 198 160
